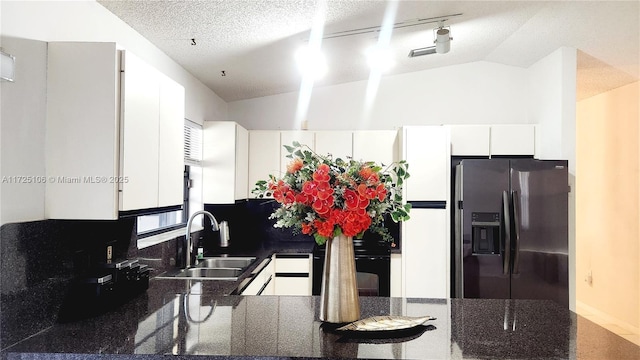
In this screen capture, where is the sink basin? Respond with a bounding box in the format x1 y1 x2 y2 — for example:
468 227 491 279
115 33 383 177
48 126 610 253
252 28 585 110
155 256 257 281
157 267 243 280
195 256 256 270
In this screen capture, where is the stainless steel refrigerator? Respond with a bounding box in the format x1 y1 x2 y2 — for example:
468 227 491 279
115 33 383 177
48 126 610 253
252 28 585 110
453 159 569 307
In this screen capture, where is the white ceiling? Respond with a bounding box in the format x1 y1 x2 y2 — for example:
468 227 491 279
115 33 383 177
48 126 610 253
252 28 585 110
97 0 639 102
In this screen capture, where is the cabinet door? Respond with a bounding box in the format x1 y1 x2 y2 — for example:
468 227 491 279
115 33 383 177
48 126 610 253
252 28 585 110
45 42 120 219
490 125 535 156
203 122 238 204
280 131 315 173
248 131 281 198
402 208 449 298
120 51 160 211
403 126 449 201
390 253 402 297
157 75 185 207
274 277 310 296
448 125 490 156
235 126 249 200
352 130 398 165
314 131 353 160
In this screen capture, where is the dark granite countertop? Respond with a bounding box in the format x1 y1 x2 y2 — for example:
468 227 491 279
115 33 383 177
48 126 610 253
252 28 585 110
2 274 639 360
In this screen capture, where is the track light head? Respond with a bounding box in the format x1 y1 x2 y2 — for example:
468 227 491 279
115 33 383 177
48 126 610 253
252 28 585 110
435 27 452 54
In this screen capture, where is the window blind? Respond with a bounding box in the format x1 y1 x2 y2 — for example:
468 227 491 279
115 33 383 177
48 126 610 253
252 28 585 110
184 119 202 165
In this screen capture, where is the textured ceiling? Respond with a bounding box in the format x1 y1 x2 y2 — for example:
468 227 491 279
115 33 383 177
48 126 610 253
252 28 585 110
97 0 639 102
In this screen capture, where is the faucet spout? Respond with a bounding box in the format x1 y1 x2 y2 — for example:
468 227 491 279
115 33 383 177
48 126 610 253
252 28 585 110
185 210 220 268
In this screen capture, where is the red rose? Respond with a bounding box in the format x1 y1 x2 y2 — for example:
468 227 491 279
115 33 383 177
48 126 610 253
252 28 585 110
344 188 359 210
295 192 310 205
283 190 295 205
301 222 313 234
313 197 333 215
302 181 317 196
313 164 331 182
376 184 387 201
357 183 377 200
316 181 334 200
314 219 335 238
358 196 370 209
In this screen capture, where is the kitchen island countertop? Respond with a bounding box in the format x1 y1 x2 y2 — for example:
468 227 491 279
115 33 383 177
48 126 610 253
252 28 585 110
2 276 639 360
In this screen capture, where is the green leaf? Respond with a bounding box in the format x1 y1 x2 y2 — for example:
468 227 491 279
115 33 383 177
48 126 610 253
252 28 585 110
292 141 301 147
314 233 327 246
283 144 295 153
294 150 303 158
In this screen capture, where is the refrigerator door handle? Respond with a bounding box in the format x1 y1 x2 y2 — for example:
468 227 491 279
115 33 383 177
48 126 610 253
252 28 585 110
512 190 521 274
502 191 511 275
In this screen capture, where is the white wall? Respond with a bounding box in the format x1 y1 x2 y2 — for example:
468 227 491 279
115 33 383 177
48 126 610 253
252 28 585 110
229 61 529 130
0 1 226 224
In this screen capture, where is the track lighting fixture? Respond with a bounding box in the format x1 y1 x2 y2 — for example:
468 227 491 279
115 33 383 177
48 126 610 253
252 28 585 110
434 25 452 54
407 21 453 57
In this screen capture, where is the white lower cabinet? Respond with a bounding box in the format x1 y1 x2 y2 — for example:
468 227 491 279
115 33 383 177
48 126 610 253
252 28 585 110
240 254 312 296
240 258 274 296
402 208 449 298
390 253 402 297
273 254 312 296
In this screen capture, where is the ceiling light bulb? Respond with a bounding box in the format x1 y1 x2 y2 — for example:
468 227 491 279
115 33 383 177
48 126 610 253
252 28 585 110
435 28 451 54
295 46 327 80
366 46 395 72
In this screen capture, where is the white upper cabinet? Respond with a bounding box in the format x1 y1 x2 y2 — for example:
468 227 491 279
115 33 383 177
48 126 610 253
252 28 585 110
46 43 185 218
248 131 281 198
449 125 491 156
119 51 161 211
158 76 186 207
235 126 249 200
119 51 185 211
402 126 450 201
314 131 353 161
490 124 535 156
46 42 120 219
352 130 399 165
203 121 248 204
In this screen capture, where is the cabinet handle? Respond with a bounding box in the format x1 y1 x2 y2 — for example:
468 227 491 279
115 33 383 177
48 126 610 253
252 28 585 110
257 275 272 296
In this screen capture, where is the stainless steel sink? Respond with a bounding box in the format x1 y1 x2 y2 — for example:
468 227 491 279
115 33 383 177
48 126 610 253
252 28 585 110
157 267 243 280
155 256 257 281
195 256 256 270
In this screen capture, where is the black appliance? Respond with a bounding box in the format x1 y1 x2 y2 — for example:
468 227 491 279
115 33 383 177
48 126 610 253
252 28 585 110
312 238 391 297
453 158 569 307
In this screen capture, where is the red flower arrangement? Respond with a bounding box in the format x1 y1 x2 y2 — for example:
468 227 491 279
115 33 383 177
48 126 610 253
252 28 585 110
253 142 411 245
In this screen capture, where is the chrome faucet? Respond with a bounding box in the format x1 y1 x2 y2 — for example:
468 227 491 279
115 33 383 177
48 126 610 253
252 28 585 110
185 210 219 268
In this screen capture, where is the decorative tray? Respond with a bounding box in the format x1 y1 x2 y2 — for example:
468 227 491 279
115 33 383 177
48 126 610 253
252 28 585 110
335 315 436 332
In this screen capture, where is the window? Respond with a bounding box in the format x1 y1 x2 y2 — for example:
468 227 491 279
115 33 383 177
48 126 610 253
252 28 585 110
135 119 203 237
184 119 203 165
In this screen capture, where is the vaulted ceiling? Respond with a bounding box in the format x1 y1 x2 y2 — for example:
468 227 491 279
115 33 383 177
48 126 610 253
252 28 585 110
98 0 639 102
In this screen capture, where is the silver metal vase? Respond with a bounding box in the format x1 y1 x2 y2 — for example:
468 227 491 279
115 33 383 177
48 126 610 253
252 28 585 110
319 233 360 323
